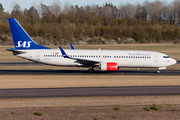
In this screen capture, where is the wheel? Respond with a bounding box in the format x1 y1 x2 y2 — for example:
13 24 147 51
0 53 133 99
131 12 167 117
88 69 94 73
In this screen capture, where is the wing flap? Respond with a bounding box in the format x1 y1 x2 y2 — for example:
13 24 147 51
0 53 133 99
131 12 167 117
72 58 100 65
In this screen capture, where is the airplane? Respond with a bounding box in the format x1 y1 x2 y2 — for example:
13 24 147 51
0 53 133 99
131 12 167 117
7 18 177 73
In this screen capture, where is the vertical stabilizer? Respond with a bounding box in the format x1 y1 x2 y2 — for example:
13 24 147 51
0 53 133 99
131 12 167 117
8 18 50 50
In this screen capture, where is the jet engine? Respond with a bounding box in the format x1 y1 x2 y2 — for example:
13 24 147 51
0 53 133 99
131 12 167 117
100 62 118 71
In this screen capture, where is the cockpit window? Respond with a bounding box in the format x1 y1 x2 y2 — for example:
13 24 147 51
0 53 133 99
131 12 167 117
163 56 170 58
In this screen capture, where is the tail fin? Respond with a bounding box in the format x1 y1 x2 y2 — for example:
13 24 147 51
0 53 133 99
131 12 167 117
8 18 50 50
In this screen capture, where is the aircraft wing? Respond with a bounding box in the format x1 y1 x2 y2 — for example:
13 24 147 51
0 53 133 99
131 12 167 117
59 46 100 65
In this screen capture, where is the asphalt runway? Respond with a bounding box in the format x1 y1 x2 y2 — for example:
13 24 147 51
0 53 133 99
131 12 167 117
0 86 180 98
0 69 179 76
0 62 179 98
0 62 43 66
0 62 180 75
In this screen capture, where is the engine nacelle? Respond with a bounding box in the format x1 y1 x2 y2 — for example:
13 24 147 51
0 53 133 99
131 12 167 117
101 62 118 71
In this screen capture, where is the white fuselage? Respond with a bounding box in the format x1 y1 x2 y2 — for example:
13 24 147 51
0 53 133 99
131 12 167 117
14 49 177 69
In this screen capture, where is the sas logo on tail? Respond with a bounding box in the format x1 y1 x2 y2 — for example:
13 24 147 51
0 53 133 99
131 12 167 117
16 41 32 48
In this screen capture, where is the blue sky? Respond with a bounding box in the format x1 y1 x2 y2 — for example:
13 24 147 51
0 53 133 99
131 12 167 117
1 0 174 12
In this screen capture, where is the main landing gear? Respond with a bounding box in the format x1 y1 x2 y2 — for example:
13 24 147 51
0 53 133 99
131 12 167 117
88 66 94 73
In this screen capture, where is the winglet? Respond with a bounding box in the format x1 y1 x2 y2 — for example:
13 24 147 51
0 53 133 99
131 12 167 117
70 43 75 50
59 46 69 58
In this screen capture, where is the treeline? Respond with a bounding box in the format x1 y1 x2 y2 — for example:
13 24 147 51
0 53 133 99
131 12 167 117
1 1 180 45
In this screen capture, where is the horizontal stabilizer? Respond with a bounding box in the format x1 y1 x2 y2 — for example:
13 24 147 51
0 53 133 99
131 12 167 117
6 48 26 54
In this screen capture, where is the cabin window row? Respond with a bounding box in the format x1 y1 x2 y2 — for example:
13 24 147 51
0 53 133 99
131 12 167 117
44 55 63 57
114 56 151 59
44 55 151 59
68 55 101 58
44 55 102 58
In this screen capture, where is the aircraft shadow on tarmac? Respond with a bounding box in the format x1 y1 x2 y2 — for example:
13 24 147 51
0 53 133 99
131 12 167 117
0 69 179 75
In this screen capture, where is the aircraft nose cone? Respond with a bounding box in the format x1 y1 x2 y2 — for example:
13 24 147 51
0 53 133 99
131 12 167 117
171 59 177 65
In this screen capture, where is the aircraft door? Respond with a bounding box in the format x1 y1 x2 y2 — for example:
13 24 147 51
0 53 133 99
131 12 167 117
36 52 40 60
154 54 158 62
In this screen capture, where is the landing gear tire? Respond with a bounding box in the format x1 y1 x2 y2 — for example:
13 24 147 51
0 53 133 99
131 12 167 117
88 69 94 73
